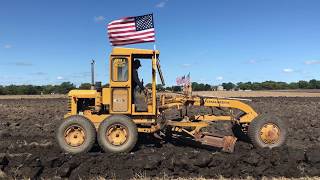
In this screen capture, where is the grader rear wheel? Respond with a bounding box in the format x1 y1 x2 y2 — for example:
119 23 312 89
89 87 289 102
56 115 96 154
248 115 286 148
106 124 129 146
64 125 86 147
97 115 138 153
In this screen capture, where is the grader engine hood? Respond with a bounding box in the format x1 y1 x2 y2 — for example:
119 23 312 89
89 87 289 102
68 90 99 99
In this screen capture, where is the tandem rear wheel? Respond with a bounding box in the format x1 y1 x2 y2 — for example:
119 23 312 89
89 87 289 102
248 115 287 148
97 115 138 153
56 115 96 154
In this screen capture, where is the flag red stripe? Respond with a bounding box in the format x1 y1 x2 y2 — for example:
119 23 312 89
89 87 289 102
108 25 135 30
107 29 136 34
108 28 154 35
108 20 135 26
110 36 155 43
112 39 155 46
110 34 155 42
108 18 134 25
111 37 155 44
108 30 155 38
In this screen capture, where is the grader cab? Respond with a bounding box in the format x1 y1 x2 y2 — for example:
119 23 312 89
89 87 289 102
57 47 286 154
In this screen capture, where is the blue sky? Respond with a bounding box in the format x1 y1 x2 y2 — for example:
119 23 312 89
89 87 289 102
0 0 320 86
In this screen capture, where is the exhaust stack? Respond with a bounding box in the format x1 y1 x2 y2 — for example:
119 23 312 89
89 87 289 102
91 59 95 90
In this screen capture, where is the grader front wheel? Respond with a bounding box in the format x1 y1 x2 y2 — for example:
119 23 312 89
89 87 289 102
248 115 287 148
97 115 138 153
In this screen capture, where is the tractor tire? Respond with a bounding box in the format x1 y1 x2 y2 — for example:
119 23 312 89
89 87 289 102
56 115 96 154
248 115 287 148
232 123 250 142
97 115 138 153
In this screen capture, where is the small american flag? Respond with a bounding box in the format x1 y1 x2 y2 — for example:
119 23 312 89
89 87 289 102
176 75 185 86
176 73 191 85
185 73 191 84
108 14 155 46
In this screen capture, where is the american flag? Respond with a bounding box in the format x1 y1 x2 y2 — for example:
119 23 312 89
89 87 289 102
176 73 191 85
176 75 185 86
185 73 191 84
108 14 156 46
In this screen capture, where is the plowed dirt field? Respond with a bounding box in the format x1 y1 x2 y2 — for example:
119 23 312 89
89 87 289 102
0 97 320 179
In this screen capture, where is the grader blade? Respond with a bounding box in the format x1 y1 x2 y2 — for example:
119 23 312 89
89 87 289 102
195 133 237 153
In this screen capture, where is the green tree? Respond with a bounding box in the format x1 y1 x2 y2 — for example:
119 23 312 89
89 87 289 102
0 86 4 95
21 85 41 95
5 85 18 95
145 83 152 88
43 85 54 94
172 86 182 92
288 82 298 89
165 86 172 91
102 83 110 88
57 82 76 94
204 84 212 91
298 80 309 89
309 79 320 89
222 82 236 91
79 83 92 90
237 82 252 90
156 84 165 91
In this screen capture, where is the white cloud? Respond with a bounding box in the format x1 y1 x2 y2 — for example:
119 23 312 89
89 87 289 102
182 63 191 67
94 16 105 22
283 68 294 73
304 60 320 65
216 76 223 80
247 58 270 64
31 72 47 76
156 0 168 8
4 44 12 49
57 76 64 80
11 62 33 66
70 72 91 78
248 59 257 64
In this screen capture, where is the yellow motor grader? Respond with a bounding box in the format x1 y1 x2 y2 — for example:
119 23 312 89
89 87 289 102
57 47 286 154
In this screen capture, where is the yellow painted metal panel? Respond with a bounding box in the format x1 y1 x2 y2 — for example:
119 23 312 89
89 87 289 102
195 115 232 121
68 90 97 98
152 55 157 115
102 88 110 105
112 47 159 56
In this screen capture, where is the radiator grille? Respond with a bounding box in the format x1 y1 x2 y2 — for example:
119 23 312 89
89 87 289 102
67 96 72 112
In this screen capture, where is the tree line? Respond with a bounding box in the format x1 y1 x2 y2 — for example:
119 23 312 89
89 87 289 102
159 79 320 92
0 82 76 95
0 79 320 95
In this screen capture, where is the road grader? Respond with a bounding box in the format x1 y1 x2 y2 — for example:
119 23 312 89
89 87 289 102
56 47 286 154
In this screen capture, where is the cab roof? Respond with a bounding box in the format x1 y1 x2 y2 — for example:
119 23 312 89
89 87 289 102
111 47 160 56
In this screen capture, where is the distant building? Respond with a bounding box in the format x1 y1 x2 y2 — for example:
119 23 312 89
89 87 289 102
217 86 224 91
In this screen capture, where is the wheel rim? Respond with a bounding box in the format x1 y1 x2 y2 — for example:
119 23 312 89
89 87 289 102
259 123 280 144
64 125 86 147
106 123 128 146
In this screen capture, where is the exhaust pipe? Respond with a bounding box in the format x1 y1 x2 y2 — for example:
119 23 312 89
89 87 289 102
91 59 95 90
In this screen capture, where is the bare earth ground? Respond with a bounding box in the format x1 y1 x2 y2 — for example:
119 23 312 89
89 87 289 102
0 91 320 179
192 90 320 97
1 89 320 100
0 94 66 99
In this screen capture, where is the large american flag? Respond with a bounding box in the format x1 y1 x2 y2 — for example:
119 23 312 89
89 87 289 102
108 14 155 46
